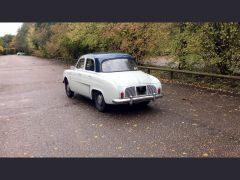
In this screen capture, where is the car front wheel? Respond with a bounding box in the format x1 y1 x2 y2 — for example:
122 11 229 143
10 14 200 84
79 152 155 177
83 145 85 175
94 92 106 112
65 80 74 98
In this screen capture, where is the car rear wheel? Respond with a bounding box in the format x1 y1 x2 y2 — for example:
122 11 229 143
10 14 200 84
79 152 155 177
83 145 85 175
65 80 74 98
94 92 106 112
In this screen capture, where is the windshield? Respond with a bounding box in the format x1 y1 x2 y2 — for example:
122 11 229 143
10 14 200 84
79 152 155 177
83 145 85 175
101 58 138 72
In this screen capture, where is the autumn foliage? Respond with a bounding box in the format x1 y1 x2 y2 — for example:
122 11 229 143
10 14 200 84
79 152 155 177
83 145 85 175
11 22 240 75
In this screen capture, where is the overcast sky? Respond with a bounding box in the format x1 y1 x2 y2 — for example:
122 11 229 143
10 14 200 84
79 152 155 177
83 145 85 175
0 23 23 37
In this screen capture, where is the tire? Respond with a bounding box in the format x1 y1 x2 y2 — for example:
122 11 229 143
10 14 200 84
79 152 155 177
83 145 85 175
94 92 107 112
65 80 74 98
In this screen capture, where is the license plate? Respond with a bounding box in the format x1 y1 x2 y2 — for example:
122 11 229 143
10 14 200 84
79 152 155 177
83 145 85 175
136 86 146 95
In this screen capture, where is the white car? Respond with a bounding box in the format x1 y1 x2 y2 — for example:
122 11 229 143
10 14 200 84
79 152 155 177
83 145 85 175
63 53 163 112
17 52 25 55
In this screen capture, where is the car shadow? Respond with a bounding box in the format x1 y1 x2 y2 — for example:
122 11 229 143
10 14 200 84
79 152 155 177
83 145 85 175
107 104 154 114
71 94 157 116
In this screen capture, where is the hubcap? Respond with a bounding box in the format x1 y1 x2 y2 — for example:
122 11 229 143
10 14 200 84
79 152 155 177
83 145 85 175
66 84 70 94
97 94 103 106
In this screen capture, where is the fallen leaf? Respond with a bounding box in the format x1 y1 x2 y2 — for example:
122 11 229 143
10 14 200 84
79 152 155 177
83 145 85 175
202 153 209 157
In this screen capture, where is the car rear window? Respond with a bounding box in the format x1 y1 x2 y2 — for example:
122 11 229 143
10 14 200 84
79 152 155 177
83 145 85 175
101 58 138 72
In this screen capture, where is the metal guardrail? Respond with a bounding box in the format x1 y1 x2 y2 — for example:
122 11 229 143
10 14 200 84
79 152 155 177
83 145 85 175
138 65 240 81
55 57 240 81
58 57 78 60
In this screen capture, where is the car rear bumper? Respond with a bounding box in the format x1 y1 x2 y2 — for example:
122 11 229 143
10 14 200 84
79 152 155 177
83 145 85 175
112 93 164 105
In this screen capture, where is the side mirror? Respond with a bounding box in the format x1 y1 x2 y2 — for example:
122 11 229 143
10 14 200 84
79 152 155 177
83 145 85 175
70 66 75 70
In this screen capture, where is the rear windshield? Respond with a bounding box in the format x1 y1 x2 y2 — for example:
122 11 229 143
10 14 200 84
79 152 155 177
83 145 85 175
101 58 138 72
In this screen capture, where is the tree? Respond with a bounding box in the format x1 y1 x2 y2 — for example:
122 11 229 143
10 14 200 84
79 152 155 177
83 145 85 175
9 36 16 49
0 45 3 54
0 34 14 48
16 23 30 52
172 22 240 74
200 23 240 74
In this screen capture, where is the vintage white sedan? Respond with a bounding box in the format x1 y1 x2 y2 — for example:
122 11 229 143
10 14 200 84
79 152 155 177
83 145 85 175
63 53 163 112
17 52 25 55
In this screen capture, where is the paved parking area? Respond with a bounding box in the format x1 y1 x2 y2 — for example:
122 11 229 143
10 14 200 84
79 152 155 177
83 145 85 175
0 55 240 157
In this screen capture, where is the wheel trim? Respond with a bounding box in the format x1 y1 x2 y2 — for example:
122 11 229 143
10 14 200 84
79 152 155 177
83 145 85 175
97 94 103 106
66 84 70 95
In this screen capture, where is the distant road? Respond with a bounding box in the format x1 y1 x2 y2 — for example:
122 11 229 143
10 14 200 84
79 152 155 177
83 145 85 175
0 55 240 157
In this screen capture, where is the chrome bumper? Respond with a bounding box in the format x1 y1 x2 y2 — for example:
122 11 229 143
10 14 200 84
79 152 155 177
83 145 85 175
112 93 164 105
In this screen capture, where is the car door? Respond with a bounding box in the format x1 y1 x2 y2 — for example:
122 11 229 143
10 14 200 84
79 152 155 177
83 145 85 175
70 57 86 94
79 58 96 98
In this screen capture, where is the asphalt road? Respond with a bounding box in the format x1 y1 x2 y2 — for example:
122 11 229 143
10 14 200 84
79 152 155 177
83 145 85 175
1 55 240 157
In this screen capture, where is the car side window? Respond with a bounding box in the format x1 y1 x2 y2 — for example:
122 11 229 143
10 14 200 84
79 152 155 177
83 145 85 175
76 58 85 69
85 58 95 71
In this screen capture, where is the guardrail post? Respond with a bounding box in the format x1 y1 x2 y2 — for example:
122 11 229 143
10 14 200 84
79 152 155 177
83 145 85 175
147 68 151 74
170 71 173 79
211 76 214 83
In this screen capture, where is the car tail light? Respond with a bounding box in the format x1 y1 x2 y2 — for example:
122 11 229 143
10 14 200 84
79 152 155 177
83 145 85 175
120 92 124 99
157 88 161 94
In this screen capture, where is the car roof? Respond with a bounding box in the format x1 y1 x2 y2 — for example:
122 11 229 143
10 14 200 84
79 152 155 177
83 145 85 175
80 52 135 72
84 52 133 62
